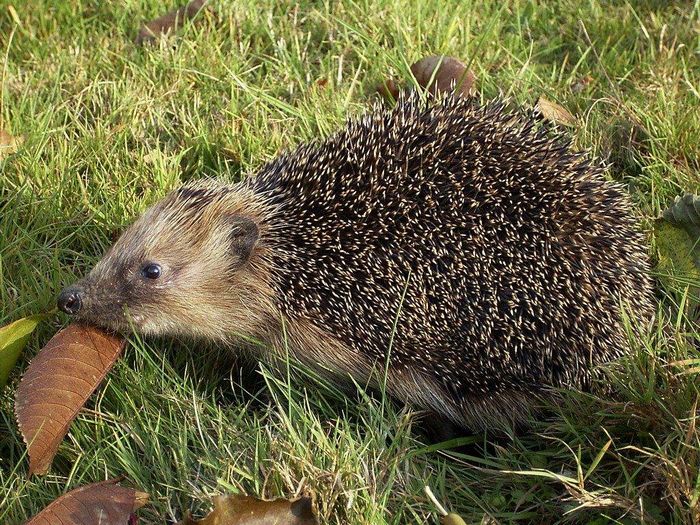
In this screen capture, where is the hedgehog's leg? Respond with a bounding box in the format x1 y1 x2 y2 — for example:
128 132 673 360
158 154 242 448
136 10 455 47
417 413 467 442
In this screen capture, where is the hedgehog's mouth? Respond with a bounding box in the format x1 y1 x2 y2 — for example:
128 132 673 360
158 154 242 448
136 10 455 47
70 309 136 335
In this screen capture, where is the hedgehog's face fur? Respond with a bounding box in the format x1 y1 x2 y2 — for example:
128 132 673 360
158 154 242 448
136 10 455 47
57 183 274 342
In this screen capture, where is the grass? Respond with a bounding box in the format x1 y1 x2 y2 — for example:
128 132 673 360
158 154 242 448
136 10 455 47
1 0 699 523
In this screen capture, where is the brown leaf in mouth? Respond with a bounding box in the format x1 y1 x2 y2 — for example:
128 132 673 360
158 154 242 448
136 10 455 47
15 324 126 475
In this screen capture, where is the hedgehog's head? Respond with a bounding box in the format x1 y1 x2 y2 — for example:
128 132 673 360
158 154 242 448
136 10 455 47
57 182 274 342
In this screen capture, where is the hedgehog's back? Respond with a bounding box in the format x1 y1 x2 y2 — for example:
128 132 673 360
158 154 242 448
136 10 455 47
253 94 654 427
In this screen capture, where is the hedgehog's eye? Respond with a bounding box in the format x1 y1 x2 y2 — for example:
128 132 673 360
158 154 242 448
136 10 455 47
141 263 162 280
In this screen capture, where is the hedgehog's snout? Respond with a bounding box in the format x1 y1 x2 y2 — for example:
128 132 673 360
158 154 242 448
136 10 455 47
57 286 84 315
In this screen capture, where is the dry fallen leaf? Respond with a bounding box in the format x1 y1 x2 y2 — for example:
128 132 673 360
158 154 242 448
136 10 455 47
535 97 577 127
15 324 126 475
180 494 318 525
377 56 476 101
410 56 476 98
377 78 400 101
0 128 24 159
25 478 148 525
136 0 209 45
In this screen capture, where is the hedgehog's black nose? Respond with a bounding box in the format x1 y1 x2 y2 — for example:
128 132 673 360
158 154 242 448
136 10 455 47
58 287 83 315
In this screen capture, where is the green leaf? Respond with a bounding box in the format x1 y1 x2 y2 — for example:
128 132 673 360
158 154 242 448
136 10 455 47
656 219 700 274
0 315 46 390
656 195 700 321
662 194 700 240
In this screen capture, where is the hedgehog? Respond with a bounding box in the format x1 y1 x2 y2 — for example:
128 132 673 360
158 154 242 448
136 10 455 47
57 93 654 430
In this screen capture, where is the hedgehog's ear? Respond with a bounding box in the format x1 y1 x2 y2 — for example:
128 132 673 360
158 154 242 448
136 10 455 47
227 215 259 265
